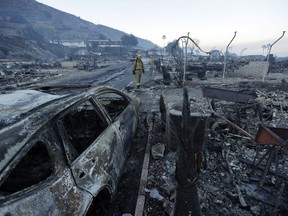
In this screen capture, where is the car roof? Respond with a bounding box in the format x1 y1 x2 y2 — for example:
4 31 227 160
0 86 127 129
0 89 66 128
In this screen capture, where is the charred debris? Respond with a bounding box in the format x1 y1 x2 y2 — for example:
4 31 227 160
138 75 288 215
134 39 288 215
1 34 288 215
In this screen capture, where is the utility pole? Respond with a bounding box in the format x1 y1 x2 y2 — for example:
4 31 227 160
223 31 237 79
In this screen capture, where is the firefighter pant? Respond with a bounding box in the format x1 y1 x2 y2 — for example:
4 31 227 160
135 70 142 87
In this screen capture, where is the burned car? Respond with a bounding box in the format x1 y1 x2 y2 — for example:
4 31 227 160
0 86 140 215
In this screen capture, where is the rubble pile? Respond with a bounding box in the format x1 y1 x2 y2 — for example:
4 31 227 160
1 54 288 215
0 67 60 90
0 57 121 90
140 81 288 215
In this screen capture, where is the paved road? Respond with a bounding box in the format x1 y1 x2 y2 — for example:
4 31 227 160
99 60 155 90
36 60 155 92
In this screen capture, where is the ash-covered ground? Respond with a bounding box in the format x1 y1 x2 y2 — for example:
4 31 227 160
1 60 288 216
109 76 288 216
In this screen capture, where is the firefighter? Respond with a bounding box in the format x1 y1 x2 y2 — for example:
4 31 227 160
149 55 155 75
132 54 145 88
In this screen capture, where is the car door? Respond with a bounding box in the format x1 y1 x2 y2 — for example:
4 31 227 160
0 126 92 216
58 99 124 196
95 91 138 157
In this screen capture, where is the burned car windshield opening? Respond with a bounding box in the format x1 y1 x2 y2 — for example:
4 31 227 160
61 100 108 158
97 92 129 120
0 141 54 195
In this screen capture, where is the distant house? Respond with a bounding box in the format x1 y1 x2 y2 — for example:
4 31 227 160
49 39 128 57
50 40 86 48
88 40 122 48
76 49 90 56
88 40 127 56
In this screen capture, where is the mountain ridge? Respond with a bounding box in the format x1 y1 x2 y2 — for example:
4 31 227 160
0 0 156 49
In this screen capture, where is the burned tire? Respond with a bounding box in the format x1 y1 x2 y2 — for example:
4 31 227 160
86 190 111 216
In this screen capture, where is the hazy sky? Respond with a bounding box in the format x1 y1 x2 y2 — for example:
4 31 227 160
36 0 287 56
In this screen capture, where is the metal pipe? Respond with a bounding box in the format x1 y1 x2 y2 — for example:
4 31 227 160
262 31 286 82
209 49 224 57
183 32 190 86
171 36 210 85
181 39 185 83
240 48 247 57
222 31 237 79
266 31 286 62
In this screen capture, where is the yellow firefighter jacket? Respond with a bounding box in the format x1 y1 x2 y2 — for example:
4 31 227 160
133 58 144 72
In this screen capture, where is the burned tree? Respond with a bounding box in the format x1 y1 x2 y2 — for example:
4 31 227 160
174 88 204 216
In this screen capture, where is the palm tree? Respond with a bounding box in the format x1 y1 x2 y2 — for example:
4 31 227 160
261 44 271 55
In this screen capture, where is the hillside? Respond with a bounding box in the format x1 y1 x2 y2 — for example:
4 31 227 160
0 0 156 49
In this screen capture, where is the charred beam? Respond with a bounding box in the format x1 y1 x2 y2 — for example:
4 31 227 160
207 99 255 141
202 87 256 103
238 156 288 180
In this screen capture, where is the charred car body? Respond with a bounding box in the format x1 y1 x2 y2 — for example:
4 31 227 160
0 86 140 215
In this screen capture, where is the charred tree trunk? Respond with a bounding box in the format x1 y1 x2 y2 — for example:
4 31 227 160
174 87 202 216
160 94 166 132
